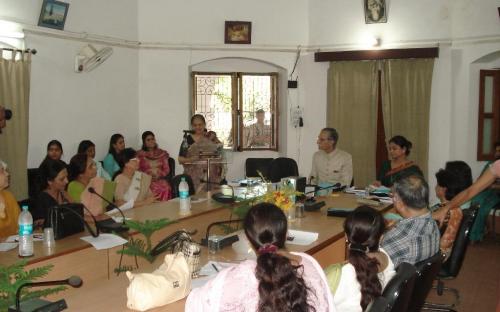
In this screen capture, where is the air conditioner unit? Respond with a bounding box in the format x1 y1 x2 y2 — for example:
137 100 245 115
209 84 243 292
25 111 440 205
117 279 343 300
75 44 113 73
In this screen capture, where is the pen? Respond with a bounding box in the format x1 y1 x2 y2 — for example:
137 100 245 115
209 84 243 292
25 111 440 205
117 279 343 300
212 263 219 272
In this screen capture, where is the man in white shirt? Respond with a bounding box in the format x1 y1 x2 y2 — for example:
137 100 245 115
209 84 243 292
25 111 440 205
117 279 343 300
244 109 271 148
310 128 353 186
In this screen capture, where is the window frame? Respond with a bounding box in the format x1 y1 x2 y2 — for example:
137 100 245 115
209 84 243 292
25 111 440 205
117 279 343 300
477 69 500 161
191 71 279 152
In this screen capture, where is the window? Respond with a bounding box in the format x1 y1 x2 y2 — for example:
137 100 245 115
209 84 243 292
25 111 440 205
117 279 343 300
192 72 278 151
477 70 500 160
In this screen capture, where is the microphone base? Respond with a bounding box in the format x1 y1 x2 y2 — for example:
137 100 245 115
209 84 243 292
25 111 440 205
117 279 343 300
9 298 68 312
96 219 129 233
304 200 325 212
201 233 239 249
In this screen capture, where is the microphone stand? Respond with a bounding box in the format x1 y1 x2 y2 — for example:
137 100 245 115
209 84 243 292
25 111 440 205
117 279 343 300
10 276 83 312
87 187 129 233
200 219 243 247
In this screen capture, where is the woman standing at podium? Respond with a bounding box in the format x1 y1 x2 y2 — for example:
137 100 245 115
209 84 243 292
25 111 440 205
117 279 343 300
178 114 223 192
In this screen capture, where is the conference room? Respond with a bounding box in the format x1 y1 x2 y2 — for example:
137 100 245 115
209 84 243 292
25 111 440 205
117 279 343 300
0 1 499 311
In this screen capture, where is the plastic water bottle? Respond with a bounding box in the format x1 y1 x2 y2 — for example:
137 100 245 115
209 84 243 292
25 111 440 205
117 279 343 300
179 177 191 214
18 205 34 257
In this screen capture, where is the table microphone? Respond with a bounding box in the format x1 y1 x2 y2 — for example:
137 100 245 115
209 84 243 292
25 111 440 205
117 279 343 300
200 219 242 247
303 183 343 211
87 187 128 233
9 276 83 312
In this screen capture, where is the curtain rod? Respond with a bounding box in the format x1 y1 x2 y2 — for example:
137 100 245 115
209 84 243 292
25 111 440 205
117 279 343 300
1 48 37 55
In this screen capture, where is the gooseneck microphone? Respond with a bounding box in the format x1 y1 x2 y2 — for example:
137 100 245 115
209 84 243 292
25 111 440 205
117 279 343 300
87 187 126 224
10 276 83 312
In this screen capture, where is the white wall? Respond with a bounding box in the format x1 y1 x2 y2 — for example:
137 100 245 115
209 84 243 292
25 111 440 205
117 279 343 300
0 0 139 166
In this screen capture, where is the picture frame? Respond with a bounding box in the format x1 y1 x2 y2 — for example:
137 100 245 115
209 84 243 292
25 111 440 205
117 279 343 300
224 21 252 44
364 0 387 24
38 0 69 30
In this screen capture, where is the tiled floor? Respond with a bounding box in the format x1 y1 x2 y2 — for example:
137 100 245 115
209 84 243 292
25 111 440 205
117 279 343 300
425 237 500 312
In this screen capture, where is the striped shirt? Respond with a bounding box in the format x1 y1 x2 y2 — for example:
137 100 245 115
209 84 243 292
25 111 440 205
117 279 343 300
381 212 440 267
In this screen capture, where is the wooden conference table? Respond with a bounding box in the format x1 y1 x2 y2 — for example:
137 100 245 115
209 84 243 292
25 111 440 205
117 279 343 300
1 192 391 311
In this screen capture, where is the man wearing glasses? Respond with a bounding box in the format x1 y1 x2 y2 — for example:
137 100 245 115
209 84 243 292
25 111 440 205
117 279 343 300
310 128 353 187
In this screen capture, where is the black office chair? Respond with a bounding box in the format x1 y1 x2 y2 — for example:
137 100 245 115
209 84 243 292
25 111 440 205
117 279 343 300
366 296 390 312
171 174 195 198
408 252 444 312
267 157 299 183
245 158 273 179
422 206 478 311
382 262 417 312
164 157 176 182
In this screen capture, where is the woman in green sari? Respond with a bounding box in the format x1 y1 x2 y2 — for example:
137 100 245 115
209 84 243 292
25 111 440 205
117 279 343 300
375 136 423 187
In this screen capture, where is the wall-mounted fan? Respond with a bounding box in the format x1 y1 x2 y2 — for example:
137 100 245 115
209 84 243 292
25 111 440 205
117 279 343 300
74 44 113 73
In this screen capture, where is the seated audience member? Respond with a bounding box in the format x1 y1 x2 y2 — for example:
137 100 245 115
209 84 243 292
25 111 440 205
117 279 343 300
432 161 472 256
381 175 440 267
103 133 125 178
186 202 335 311
114 148 156 208
67 153 97 203
310 128 353 187
469 142 500 242
35 159 71 225
41 140 64 163
137 131 172 201
78 140 111 180
0 160 20 237
374 135 423 187
243 109 271 148
326 206 395 312
437 159 500 217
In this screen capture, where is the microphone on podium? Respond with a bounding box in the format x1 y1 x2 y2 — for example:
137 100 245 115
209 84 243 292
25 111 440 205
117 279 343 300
87 187 129 233
9 276 83 312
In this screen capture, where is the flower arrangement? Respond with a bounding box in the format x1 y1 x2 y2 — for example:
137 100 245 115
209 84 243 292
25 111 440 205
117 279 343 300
261 188 297 213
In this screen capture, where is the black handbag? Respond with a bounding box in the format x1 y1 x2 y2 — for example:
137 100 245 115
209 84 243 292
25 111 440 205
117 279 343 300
44 203 86 240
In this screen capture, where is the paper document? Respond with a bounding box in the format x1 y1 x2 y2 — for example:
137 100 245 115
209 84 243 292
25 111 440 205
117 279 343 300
0 242 18 252
286 230 319 246
199 261 236 276
106 199 134 216
110 216 131 223
80 233 128 250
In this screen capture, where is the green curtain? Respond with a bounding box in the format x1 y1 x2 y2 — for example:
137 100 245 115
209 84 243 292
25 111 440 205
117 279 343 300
381 58 434 177
0 50 31 199
327 61 378 187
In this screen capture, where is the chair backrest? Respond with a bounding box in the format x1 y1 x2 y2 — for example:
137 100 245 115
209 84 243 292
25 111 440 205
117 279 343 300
267 157 299 183
440 206 478 277
408 252 444 312
166 157 176 181
171 174 195 198
27 168 42 200
366 296 390 312
245 158 273 179
381 262 417 312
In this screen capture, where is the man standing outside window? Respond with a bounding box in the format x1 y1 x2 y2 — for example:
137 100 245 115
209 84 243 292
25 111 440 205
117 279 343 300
310 128 353 187
244 109 271 148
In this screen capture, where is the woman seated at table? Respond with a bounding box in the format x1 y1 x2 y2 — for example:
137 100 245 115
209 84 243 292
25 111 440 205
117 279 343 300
40 140 65 165
114 148 157 208
325 205 395 312
374 135 423 187
78 140 111 180
0 160 20 237
432 161 472 256
186 203 335 311
103 133 125 178
178 114 223 192
67 153 97 203
137 131 172 201
34 159 72 226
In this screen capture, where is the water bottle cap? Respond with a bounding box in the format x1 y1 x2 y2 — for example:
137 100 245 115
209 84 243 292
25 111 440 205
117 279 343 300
21 205 29 211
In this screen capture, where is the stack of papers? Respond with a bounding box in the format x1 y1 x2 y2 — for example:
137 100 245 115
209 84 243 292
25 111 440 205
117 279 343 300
286 230 319 246
80 233 128 250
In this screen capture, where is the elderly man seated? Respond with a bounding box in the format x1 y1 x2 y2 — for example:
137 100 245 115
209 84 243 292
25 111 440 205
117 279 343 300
381 175 440 267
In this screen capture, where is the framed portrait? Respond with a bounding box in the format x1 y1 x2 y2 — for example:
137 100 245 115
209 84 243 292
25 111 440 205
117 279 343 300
224 21 252 44
364 0 387 24
38 0 69 30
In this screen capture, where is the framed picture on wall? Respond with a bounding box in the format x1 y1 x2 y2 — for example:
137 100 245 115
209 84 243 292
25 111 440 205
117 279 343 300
364 0 387 24
38 0 69 30
224 21 252 44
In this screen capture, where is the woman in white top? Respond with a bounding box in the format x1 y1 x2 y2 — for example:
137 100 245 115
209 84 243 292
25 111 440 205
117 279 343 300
325 205 395 312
